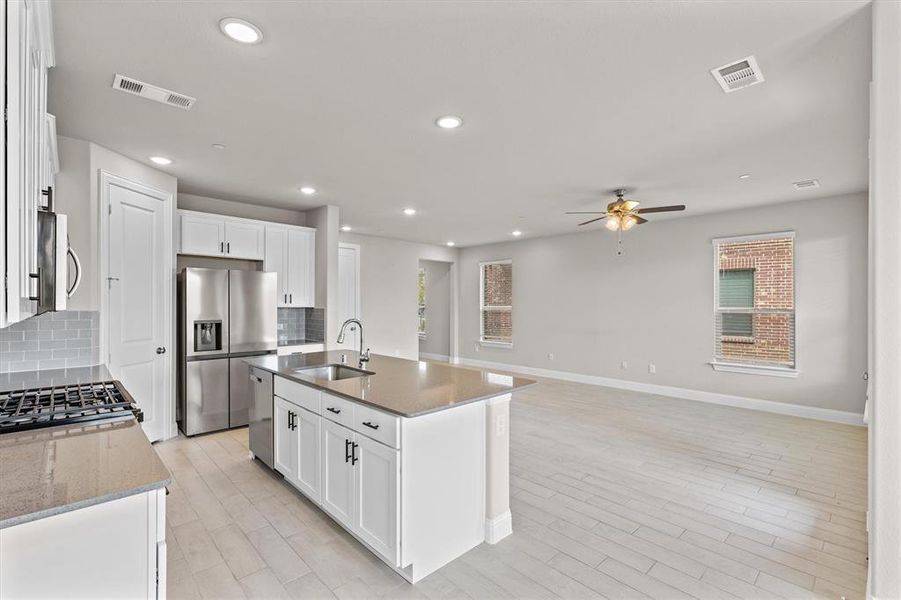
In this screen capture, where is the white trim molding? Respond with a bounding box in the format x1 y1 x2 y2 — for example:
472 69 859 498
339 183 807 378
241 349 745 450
419 352 450 362
485 510 512 544
709 361 799 378
456 356 864 427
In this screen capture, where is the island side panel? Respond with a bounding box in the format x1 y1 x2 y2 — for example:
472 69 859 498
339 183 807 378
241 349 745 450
485 393 512 543
400 400 486 582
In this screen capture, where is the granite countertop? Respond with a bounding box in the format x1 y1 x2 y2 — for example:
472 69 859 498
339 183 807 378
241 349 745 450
0 364 113 393
0 365 170 529
0 417 170 529
244 351 535 418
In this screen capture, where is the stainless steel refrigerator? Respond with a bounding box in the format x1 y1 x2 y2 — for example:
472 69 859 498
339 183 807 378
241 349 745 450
177 268 277 436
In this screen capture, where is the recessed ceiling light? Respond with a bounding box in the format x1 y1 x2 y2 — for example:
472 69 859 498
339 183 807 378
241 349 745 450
512 230 522 237
446 241 455 247
341 225 352 232
212 143 226 150
739 173 751 180
403 208 417 216
148 156 172 165
299 186 317 195
435 115 463 129
219 18 263 44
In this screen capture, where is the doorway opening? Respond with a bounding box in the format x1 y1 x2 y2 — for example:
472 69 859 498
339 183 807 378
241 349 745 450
418 259 452 362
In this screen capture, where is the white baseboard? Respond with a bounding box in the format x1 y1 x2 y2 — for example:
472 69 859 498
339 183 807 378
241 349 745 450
485 510 512 544
455 357 865 427
419 352 451 362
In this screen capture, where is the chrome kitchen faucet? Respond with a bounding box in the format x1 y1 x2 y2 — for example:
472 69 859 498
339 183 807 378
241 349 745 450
337 318 370 367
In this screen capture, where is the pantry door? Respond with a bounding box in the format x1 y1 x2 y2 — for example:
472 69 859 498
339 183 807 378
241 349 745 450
103 172 173 442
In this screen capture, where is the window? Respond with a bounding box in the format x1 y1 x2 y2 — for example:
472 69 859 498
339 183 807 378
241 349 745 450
713 232 796 374
480 260 513 345
417 267 426 337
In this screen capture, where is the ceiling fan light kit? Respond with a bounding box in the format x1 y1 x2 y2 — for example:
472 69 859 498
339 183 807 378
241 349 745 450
565 188 686 255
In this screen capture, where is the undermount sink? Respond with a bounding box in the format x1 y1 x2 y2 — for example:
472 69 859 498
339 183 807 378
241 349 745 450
294 364 374 381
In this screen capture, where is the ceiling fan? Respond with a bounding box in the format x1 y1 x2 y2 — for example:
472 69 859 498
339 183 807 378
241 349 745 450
566 189 686 254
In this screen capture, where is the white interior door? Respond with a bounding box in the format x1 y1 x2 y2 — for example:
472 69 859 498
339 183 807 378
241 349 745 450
337 244 360 350
106 175 171 442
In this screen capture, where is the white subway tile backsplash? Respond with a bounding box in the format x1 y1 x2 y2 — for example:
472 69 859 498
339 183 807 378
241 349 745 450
0 311 100 373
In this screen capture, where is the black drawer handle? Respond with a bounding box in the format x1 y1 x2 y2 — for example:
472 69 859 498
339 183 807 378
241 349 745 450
327 407 341 415
362 421 379 430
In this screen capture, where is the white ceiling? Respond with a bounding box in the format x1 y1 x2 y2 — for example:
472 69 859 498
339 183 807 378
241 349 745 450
49 1 871 247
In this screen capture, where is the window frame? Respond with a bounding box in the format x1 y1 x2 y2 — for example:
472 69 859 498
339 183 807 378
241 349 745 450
710 231 798 378
417 267 426 339
479 259 513 348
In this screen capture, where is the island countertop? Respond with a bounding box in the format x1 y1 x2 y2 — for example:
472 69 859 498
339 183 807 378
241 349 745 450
244 351 535 418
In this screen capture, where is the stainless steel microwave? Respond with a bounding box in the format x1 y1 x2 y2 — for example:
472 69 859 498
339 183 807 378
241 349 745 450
33 193 81 315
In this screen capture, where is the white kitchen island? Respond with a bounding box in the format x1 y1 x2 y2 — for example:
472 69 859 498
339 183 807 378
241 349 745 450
244 351 534 583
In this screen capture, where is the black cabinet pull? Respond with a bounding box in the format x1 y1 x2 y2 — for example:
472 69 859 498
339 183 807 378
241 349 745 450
351 441 359 465
220 241 224 253
327 407 341 415
288 411 295 430
362 421 379 430
226 241 231 253
345 438 352 463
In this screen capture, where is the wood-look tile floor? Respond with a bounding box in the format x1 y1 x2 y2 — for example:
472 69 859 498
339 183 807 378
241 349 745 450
157 376 867 600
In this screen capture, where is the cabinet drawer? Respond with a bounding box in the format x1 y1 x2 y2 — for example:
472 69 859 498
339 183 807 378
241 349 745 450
353 403 400 449
274 377 320 414
321 393 355 428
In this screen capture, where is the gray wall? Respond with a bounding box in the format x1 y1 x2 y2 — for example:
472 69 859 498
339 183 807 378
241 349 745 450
419 259 452 358
458 193 868 414
178 193 307 226
55 136 178 312
339 233 457 360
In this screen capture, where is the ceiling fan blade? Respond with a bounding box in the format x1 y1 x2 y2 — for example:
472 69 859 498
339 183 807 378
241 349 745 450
636 205 686 214
577 216 607 226
565 211 605 214
634 216 648 224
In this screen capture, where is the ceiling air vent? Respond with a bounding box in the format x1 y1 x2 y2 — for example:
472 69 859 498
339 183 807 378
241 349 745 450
710 56 764 93
112 74 196 110
792 179 820 190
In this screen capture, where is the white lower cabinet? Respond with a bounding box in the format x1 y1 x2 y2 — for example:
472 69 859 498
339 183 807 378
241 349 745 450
294 406 321 503
353 434 400 564
321 417 355 528
273 396 297 481
0 488 166 599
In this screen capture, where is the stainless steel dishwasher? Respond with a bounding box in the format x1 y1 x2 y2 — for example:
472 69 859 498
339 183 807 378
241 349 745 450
248 366 274 468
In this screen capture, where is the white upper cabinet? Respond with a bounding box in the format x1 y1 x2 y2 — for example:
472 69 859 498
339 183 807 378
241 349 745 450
2 0 55 328
179 212 225 257
224 220 265 259
177 210 265 260
264 224 316 307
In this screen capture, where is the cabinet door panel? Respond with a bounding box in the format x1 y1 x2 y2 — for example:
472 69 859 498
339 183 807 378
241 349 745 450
295 407 321 503
264 226 289 307
180 213 224 257
353 435 399 564
287 229 315 307
273 397 297 481
224 221 264 260
320 419 354 527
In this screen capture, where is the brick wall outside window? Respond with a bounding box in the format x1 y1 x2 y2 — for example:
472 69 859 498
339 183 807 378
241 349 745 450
716 237 794 366
481 261 512 343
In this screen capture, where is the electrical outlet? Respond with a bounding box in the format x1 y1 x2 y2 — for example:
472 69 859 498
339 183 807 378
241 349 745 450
547 352 555 361
648 363 656 374
621 360 628 370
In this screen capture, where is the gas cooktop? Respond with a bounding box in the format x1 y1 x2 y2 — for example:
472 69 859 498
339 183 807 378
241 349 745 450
0 381 142 434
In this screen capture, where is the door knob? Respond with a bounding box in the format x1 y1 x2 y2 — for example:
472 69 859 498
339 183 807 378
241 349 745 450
156 347 166 354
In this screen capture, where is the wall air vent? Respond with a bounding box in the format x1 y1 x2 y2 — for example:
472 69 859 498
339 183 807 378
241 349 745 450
112 74 196 110
792 179 820 190
710 56 764 93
